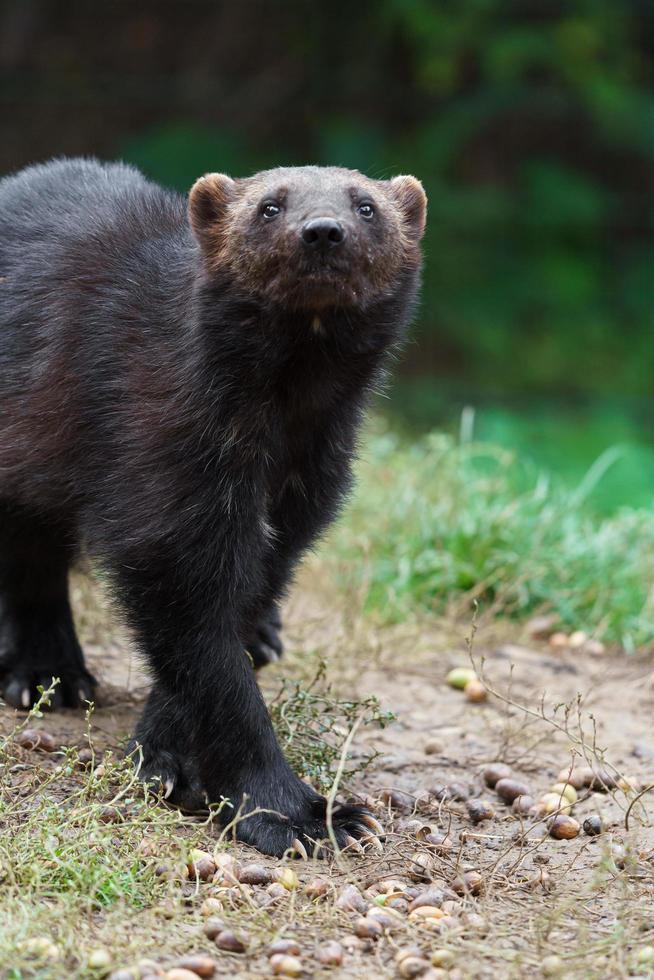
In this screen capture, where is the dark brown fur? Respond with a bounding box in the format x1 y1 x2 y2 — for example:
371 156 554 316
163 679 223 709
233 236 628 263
0 158 426 855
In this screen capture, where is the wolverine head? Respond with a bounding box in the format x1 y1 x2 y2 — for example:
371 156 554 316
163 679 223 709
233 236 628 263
188 165 427 310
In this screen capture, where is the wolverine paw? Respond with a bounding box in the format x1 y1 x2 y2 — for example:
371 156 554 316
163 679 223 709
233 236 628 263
128 740 206 812
246 606 284 669
223 787 384 858
0 651 96 711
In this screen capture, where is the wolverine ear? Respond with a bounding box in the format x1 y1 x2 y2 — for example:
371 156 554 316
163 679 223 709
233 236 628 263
388 175 427 242
188 173 237 248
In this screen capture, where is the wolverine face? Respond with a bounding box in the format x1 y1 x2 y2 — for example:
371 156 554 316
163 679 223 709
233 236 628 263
188 165 427 310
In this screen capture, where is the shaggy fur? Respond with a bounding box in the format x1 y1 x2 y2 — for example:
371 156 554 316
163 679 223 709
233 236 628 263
0 157 426 855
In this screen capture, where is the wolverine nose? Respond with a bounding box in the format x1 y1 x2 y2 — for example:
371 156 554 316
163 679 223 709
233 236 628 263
301 217 345 252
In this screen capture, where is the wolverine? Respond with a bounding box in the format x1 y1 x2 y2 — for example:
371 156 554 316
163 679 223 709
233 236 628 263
0 158 427 855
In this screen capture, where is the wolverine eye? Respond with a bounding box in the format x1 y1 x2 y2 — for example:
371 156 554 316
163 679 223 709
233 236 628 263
261 201 281 220
357 202 374 220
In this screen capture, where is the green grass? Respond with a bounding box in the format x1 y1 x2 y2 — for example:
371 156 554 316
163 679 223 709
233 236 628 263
0 675 394 977
327 424 654 648
386 382 654 514
269 661 394 791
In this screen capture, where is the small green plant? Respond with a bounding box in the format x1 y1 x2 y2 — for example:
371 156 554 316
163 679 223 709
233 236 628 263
269 660 394 790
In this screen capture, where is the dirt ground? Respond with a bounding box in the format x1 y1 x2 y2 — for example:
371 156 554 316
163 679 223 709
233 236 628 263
2 564 654 979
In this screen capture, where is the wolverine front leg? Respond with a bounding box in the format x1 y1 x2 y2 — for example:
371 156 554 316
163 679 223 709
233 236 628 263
246 600 283 668
118 539 378 855
245 449 354 669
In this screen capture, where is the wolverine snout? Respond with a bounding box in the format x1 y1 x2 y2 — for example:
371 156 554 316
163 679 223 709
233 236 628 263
300 217 346 253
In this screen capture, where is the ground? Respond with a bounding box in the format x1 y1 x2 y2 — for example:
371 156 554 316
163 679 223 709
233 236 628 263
1 562 653 980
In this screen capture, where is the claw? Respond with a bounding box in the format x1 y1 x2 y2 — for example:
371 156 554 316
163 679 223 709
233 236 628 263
291 837 308 860
360 813 385 836
344 834 364 855
21 687 31 709
260 643 279 663
360 833 384 855
163 778 175 799
78 689 88 705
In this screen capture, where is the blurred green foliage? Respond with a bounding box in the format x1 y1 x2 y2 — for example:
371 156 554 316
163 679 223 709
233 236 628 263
327 423 654 647
3 0 653 505
114 1 654 402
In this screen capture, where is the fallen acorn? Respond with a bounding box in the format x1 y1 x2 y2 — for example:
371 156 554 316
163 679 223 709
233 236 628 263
398 956 431 978
442 781 469 802
25 937 60 961
380 788 415 813
590 769 619 792
304 877 330 900
212 854 239 885
541 955 564 977
511 794 535 816
367 906 403 930
335 884 368 913
568 630 588 649
372 877 409 896
423 833 452 854
316 941 343 967
430 915 458 933
165 971 201 980
396 946 425 963
77 746 100 766
238 863 272 886
403 818 433 839
270 954 303 977
87 948 113 970
266 883 289 901
466 799 495 824
354 916 382 939
214 930 247 953
549 632 569 650
464 679 487 703
583 814 603 836
495 778 530 803
482 763 512 788
267 940 301 958
202 916 225 940
461 911 488 935
409 905 445 922
556 765 594 789
136 960 163 978
15 728 58 752
549 782 578 805
452 870 483 895
200 898 224 917
408 887 453 912
431 950 456 968
187 849 216 882
171 956 217 978
275 868 299 891
408 851 435 882
548 815 580 840
539 793 571 815
446 667 477 690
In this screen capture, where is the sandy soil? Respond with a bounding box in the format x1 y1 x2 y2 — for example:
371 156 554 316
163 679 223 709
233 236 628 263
2 565 654 979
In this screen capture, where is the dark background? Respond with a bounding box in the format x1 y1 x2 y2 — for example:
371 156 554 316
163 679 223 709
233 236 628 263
2 0 654 508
